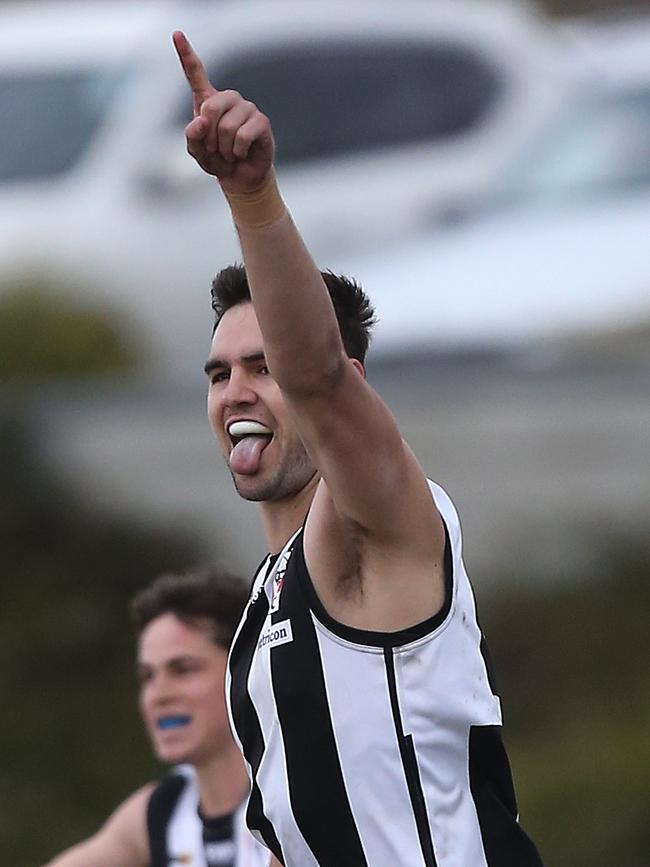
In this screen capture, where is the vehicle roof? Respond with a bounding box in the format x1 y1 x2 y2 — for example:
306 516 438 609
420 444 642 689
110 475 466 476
0 0 177 69
0 0 556 71
184 0 555 63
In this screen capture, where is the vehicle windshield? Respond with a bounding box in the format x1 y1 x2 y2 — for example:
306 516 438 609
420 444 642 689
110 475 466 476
495 86 650 204
189 40 501 167
0 66 125 181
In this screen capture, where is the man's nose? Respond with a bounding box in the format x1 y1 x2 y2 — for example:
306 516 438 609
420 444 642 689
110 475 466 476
146 673 176 706
222 368 257 406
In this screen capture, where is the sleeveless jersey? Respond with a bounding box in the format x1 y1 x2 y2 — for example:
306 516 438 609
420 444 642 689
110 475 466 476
147 764 270 867
226 481 543 867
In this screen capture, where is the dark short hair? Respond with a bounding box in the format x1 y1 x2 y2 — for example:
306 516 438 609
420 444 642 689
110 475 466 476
211 263 377 363
130 568 248 649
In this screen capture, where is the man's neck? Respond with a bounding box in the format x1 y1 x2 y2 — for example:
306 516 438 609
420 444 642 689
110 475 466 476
259 475 319 554
195 742 250 819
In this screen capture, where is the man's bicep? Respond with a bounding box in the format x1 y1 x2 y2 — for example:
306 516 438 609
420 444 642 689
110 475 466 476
290 364 436 538
43 833 131 867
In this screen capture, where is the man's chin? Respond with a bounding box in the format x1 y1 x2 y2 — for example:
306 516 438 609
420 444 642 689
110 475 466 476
229 454 317 503
224 453 271 501
156 745 192 765
232 472 274 502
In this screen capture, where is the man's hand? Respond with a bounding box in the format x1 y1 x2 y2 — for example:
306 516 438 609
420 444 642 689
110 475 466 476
172 31 274 193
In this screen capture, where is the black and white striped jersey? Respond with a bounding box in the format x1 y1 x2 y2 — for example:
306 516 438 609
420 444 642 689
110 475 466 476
146 765 270 867
227 481 543 867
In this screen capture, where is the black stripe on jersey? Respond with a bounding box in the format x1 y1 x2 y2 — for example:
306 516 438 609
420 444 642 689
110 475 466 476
270 552 369 866
295 521 453 648
479 633 500 697
384 648 438 867
228 559 285 865
469 726 545 867
248 551 278 594
146 773 187 867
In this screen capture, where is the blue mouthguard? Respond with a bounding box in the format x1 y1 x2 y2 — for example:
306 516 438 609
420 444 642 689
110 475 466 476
157 715 191 730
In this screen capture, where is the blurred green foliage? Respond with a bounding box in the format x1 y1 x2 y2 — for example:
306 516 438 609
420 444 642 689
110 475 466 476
0 411 204 866
0 273 142 386
0 286 204 865
481 532 650 867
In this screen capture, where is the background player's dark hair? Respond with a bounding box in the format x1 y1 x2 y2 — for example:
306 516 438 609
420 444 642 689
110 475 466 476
130 568 248 649
211 263 377 363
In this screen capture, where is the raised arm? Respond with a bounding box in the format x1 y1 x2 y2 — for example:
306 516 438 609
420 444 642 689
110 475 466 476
174 32 445 623
173 31 355 399
43 784 152 867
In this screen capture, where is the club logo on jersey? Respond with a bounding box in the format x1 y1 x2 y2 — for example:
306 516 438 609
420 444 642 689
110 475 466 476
258 618 293 650
269 549 291 613
270 573 284 613
168 852 192 864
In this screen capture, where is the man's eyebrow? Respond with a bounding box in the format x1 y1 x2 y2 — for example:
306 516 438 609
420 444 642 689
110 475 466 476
137 653 201 670
204 351 266 375
242 351 266 365
204 357 227 375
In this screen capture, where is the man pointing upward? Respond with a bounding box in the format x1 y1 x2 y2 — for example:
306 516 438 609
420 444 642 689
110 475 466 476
174 30 544 867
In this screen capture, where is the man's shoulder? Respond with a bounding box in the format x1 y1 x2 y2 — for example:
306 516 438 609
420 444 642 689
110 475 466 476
147 768 191 820
146 769 195 866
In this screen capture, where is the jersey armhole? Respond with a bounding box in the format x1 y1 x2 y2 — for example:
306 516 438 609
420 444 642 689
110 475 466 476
146 773 187 867
295 518 454 648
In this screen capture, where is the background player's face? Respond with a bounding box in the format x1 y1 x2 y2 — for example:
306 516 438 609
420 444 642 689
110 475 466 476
207 302 317 502
138 613 231 767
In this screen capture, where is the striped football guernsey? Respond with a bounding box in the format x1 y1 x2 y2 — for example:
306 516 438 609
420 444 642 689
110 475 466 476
226 481 543 867
147 765 269 867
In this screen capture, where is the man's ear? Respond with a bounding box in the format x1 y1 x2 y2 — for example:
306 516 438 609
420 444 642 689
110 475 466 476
350 357 366 380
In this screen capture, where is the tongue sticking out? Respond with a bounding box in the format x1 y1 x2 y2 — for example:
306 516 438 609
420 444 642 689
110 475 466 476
227 421 273 475
229 436 270 475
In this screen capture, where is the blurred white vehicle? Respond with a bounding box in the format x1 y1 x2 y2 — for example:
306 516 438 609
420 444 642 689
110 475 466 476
346 17 650 358
0 0 566 378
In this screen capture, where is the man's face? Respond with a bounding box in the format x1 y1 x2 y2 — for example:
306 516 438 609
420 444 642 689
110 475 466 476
138 613 231 767
206 302 316 502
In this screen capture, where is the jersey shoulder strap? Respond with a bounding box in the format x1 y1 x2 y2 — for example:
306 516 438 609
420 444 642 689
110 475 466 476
146 771 188 867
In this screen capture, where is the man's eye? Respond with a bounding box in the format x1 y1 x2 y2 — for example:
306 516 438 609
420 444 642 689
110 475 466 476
259 365 269 376
173 662 198 676
210 371 229 384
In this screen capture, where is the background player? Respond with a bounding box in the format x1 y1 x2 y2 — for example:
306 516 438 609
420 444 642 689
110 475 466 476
44 568 269 867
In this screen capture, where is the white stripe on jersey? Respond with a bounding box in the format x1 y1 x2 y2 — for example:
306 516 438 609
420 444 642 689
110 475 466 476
314 622 417 864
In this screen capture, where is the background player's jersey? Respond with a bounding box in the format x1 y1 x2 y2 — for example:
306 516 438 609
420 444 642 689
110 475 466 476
227 482 544 867
146 765 270 867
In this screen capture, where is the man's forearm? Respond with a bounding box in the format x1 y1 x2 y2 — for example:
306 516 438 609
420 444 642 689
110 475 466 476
174 30 346 393
227 176 347 393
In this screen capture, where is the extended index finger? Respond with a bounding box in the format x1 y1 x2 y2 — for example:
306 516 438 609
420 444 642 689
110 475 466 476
172 30 212 95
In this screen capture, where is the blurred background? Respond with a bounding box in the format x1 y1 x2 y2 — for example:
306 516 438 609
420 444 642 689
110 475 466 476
1 0 649 864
